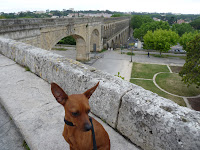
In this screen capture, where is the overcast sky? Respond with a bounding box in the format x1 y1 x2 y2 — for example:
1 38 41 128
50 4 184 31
0 0 200 14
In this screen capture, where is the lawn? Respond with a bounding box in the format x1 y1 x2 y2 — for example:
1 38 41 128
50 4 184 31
51 48 68 51
156 73 200 97
169 66 183 73
130 79 186 107
150 54 186 60
131 62 169 79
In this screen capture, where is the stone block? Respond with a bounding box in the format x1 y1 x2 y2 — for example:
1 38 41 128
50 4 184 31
0 37 136 128
117 88 200 150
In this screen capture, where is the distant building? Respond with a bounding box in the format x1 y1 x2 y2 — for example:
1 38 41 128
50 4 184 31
82 13 112 18
153 17 161 21
69 8 74 11
34 11 45 14
51 16 59 18
177 19 185 24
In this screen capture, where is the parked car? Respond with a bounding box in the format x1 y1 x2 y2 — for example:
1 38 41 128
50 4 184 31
174 49 186 53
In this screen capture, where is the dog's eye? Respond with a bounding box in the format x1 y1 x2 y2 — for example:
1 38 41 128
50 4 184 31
72 112 79 117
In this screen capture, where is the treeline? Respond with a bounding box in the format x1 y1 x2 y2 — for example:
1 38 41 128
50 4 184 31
0 10 114 19
130 15 200 87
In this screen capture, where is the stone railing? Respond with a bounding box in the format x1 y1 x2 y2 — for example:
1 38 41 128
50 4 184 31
0 37 199 150
0 17 103 34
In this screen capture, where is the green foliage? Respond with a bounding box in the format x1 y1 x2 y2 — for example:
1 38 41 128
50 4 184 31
111 13 122 17
23 141 30 150
0 16 6 19
115 72 124 80
126 52 135 56
179 31 199 50
25 66 31 72
57 36 76 45
131 15 154 30
134 21 170 41
99 49 107 53
143 29 179 55
190 17 200 30
172 23 194 36
179 34 200 87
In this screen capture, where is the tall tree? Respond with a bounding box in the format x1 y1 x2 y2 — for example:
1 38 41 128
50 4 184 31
190 17 200 30
143 29 179 55
179 34 200 87
131 15 153 30
172 23 194 36
179 31 199 50
134 21 170 41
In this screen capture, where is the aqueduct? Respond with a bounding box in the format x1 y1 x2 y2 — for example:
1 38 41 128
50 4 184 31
0 17 130 61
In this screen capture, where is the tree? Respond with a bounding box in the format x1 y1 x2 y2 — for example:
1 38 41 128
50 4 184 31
134 21 170 41
190 17 200 30
172 23 194 36
131 15 154 30
179 34 200 87
179 31 199 50
143 29 179 55
57 36 76 45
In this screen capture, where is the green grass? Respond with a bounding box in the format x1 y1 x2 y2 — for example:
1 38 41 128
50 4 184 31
23 141 30 150
150 54 186 59
169 66 183 73
52 48 68 51
25 66 30 72
130 79 186 107
126 52 135 56
156 73 200 97
131 62 169 79
99 49 107 53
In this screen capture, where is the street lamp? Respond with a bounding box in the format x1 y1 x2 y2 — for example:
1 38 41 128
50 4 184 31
129 42 134 62
131 47 133 62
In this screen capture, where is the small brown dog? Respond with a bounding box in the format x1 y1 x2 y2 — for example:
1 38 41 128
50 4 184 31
51 82 110 150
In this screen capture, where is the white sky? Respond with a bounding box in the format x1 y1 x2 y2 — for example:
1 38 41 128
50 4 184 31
0 0 200 14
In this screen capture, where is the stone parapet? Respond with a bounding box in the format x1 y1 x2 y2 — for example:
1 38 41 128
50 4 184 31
0 37 199 150
0 17 103 33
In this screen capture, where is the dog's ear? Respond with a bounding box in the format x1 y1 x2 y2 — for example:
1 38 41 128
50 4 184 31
51 83 68 106
83 82 99 99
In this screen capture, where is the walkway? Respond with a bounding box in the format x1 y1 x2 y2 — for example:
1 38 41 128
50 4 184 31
0 54 140 150
52 49 185 82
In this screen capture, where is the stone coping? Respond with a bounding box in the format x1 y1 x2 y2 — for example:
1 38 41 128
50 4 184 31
0 37 200 150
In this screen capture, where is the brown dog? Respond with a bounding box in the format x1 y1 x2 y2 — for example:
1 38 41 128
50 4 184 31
51 82 110 150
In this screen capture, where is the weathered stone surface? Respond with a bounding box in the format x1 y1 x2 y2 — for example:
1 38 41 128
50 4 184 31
0 54 140 150
0 37 136 128
1 37 200 150
117 88 200 150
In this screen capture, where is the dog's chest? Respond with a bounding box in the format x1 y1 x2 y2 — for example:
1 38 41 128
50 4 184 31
64 128 93 150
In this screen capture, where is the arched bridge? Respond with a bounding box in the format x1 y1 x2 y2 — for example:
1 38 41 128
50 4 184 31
0 17 130 61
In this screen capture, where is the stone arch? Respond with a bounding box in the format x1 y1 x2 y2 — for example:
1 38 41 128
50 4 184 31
51 33 88 61
73 34 87 61
90 29 100 52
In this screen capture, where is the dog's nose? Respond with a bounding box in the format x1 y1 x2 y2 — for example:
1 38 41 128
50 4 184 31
84 123 92 131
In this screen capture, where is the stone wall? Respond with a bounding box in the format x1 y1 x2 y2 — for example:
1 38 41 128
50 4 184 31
0 37 199 150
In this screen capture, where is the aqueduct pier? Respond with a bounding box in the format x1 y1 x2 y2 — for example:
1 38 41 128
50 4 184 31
0 17 130 61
